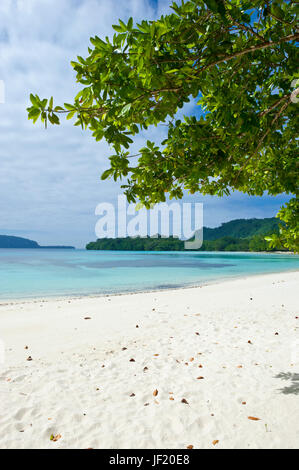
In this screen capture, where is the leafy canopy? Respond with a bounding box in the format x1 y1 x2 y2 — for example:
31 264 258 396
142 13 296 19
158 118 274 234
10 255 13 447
27 0 299 251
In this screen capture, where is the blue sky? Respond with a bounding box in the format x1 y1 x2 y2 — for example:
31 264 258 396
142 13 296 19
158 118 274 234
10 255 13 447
0 0 291 247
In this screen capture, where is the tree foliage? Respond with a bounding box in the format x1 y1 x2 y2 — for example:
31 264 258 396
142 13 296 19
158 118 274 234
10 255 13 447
86 233 281 252
86 217 284 251
203 216 281 239
27 0 299 251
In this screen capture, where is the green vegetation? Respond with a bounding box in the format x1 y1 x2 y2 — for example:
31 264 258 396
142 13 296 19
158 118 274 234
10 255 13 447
0 235 39 249
0 235 75 249
27 1 299 251
203 217 281 240
86 235 184 251
86 217 286 252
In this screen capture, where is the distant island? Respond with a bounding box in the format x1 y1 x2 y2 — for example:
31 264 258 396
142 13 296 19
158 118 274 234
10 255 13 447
0 235 75 249
86 217 286 252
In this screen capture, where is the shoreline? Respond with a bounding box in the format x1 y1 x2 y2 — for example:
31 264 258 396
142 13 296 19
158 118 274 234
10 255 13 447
1 268 298 306
1 271 298 449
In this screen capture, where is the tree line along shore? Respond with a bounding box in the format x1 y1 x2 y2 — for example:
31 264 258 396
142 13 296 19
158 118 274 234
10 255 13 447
86 217 289 252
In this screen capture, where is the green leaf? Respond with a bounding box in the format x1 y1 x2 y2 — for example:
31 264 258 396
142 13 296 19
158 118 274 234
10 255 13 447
101 169 113 180
64 103 76 111
30 94 39 106
271 4 285 20
112 24 124 32
120 103 131 116
127 17 133 31
118 19 127 32
66 110 76 120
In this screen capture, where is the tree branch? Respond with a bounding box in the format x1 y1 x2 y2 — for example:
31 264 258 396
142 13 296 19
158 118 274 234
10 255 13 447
234 95 292 182
254 98 290 155
268 12 297 26
197 33 299 74
227 15 265 41
259 95 289 117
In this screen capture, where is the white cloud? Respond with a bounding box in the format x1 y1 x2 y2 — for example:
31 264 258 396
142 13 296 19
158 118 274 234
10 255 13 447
0 0 290 247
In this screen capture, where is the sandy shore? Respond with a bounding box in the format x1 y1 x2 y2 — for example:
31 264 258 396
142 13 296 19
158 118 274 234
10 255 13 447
0 271 298 449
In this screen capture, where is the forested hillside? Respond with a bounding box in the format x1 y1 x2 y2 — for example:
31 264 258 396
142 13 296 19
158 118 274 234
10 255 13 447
86 218 285 252
0 235 39 248
203 218 281 241
0 235 75 249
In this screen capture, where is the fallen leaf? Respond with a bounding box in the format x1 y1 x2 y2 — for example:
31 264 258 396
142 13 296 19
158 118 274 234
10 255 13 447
186 445 193 449
50 434 61 442
144 403 149 406
212 440 219 446
169 397 174 401
242 402 246 405
248 416 260 421
154 354 159 357
153 389 158 397
190 357 194 362
181 398 189 404
84 317 91 320
237 365 243 368
197 376 204 380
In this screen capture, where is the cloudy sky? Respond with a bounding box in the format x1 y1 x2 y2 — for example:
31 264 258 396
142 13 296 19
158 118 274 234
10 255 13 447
0 0 290 247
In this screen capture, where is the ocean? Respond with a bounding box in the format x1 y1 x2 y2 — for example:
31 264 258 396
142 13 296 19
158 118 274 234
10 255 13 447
0 249 298 300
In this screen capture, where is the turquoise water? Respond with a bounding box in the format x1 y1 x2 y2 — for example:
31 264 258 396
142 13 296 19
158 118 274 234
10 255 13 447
0 249 298 300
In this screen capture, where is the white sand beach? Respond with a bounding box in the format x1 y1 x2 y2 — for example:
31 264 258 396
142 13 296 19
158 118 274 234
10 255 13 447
0 271 298 449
